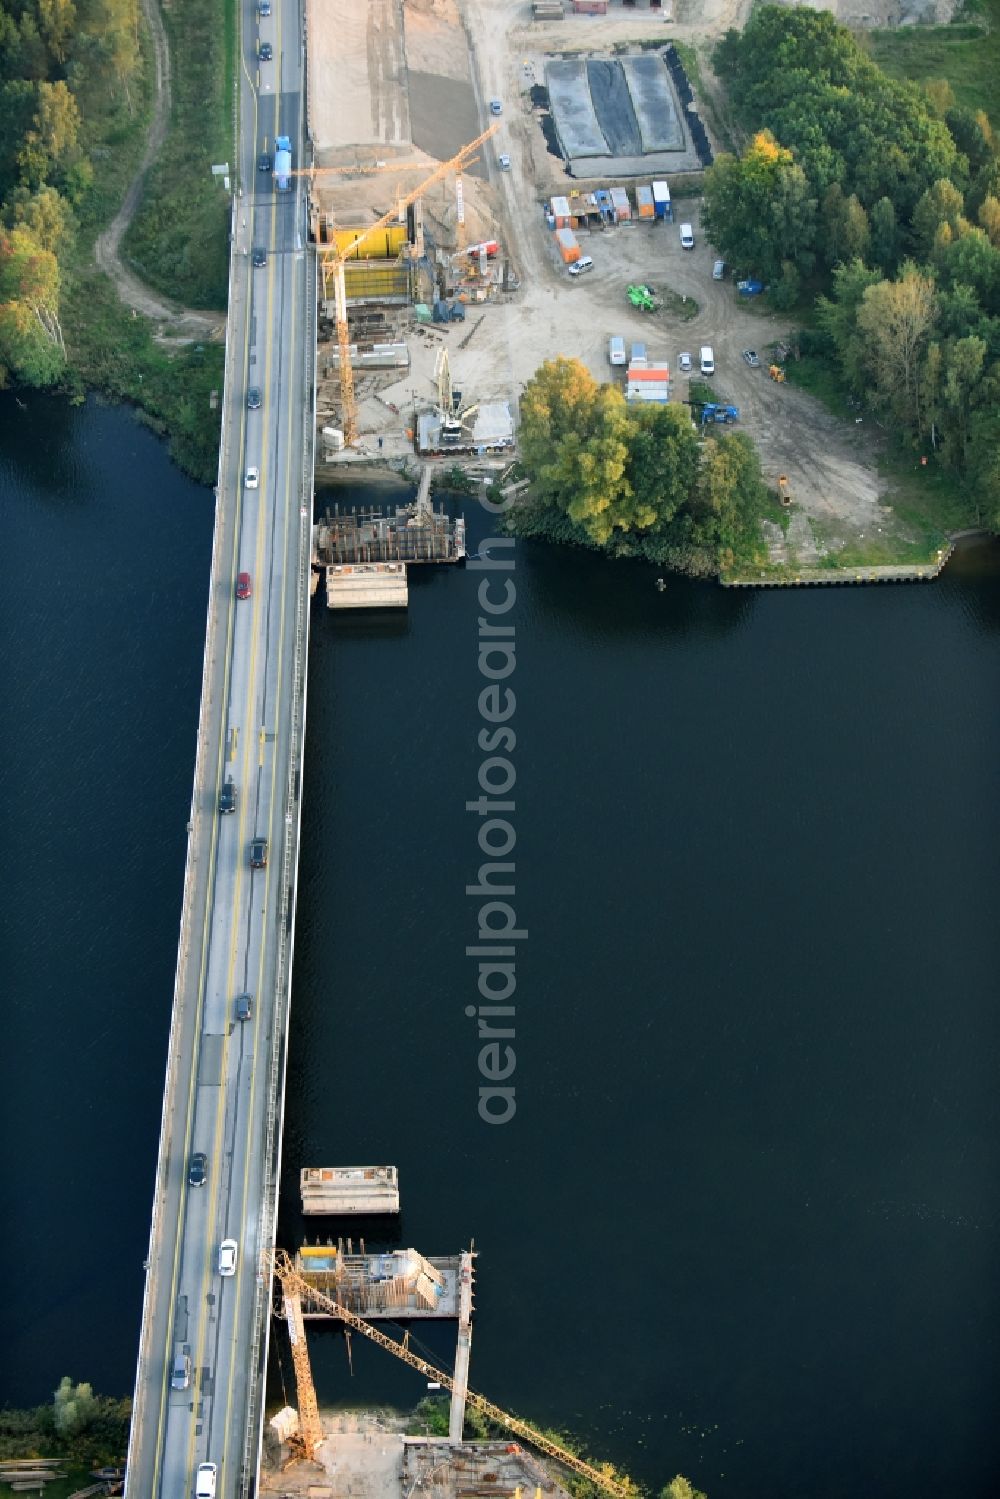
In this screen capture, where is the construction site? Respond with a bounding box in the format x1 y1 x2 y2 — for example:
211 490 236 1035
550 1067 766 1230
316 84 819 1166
259 1179 632 1499
302 0 893 587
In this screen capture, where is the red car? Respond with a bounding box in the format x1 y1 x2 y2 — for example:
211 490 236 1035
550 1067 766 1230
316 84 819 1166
236 571 252 600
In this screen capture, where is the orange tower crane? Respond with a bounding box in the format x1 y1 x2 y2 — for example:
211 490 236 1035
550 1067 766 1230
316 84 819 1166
266 1248 634 1499
316 123 500 447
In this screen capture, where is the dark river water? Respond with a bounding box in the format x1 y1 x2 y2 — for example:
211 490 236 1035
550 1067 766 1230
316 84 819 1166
3 395 999 1499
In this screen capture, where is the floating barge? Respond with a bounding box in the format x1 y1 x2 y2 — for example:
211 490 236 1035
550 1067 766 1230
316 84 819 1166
325 562 408 609
300 1164 400 1215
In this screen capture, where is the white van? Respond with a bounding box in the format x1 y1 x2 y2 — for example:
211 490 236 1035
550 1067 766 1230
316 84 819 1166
679 222 695 249
568 255 594 277
700 346 715 376
608 336 626 367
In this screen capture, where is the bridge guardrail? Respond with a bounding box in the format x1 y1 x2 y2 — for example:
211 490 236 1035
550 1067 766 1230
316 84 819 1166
238 219 318 1498
127 183 242 1494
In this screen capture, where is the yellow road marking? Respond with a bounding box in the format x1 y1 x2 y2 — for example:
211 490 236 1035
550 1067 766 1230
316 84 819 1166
220 47 300 1489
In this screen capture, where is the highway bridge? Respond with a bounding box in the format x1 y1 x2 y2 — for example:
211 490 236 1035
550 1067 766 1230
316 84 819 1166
126 0 314 1492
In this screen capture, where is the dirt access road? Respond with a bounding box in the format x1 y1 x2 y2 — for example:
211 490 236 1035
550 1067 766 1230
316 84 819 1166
406 0 896 561
95 0 224 339
314 0 911 563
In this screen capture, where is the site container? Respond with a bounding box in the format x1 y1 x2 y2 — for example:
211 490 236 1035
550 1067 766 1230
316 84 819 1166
555 227 581 264
609 187 631 222
636 185 655 220
550 195 572 228
652 181 671 220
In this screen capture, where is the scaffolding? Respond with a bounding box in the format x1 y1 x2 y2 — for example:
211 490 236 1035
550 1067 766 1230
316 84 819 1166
314 499 466 565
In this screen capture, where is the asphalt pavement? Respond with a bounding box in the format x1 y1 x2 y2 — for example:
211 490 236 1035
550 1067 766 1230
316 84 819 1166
126 0 312 1493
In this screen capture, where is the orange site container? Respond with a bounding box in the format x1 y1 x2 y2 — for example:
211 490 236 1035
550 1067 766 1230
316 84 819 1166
555 227 581 264
636 185 655 220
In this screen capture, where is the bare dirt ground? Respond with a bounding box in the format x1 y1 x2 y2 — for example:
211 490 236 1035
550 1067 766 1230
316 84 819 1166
95 0 224 339
309 0 925 562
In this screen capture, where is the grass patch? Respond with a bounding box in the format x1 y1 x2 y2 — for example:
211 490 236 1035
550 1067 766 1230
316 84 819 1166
783 353 855 416
123 0 235 309
881 440 979 539
654 286 700 319
866 0 1000 115
59 14 225 482
63 266 224 481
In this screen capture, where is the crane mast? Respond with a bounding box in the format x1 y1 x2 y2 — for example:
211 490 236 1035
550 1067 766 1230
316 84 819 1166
267 1249 633 1499
316 124 500 446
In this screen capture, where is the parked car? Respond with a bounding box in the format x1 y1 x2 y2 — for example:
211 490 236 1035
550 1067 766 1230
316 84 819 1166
245 466 259 488
713 259 726 280
218 1239 238 1277
236 571 252 600
742 349 760 368
188 1152 207 1187
498 154 511 171
195 1464 217 1499
568 255 594 277
700 345 715 376
235 993 253 1022
679 222 695 249
678 351 693 374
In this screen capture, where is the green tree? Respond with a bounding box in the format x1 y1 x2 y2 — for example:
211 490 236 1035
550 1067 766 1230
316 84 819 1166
869 195 899 272
820 183 870 267
625 404 701 531
945 106 995 178
53 1377 97 1438
911 178 965 260
18 79 82 189
691 431 769 572
661 1480 708 1499
816 257 883 393
703 131 817 282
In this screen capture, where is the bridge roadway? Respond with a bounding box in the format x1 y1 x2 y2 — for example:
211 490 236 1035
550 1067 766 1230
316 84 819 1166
126 0 314 1493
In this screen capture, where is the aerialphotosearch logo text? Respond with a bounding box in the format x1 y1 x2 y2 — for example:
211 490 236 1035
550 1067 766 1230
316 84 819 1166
466 503 522 1125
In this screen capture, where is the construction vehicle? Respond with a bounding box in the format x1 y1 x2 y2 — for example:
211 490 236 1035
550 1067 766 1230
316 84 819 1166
274 136 292 191
627 284 657 312
317 124 500 446
700 403 740 425
266 1248 634 1499
768 364 785 383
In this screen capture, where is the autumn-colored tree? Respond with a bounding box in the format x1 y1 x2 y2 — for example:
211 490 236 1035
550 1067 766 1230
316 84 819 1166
978 195 1000 249
911 177 965 260
8 184 76 256
702 131 817 282
0 223 65 384
37 0 78 65
856 265 936 429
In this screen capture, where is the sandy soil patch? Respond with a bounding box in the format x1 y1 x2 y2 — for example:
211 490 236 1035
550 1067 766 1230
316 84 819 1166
309 0 903 556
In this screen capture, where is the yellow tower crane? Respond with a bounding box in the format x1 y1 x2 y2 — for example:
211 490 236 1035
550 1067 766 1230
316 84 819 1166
316 123 500 447
267 1248 634 1499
